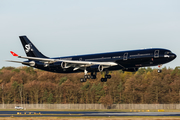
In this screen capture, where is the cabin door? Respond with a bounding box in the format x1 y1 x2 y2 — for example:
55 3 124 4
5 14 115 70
154 50 159 58
123 53 128 60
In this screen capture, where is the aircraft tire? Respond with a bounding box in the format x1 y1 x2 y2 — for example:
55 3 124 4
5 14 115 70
104 78 107 82
101 78 107 82
84 75 88 79
87 75 91 79
84 75 91 79
80 78 84 82
158 69 162 73
105 75 111 79
91 75 96 79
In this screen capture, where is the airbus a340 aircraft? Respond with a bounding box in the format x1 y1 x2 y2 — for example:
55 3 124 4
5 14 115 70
7 36 176 82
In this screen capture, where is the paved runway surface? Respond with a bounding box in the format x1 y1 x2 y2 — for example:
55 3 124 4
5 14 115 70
0 111 180 117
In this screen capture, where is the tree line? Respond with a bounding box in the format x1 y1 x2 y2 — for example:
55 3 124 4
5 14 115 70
0 66 180 104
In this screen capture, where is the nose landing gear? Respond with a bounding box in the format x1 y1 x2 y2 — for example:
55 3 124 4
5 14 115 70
157 65 162 73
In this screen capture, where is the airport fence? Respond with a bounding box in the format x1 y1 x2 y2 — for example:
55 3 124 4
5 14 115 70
1 104 180 109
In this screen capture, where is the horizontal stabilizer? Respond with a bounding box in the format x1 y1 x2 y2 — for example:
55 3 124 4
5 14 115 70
6 60 31 65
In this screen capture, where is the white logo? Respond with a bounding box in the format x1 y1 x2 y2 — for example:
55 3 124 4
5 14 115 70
25 43 33 53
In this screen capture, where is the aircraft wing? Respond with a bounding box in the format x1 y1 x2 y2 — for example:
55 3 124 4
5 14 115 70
9 51 118 69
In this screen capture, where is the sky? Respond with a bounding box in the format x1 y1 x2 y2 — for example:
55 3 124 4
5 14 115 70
0 0 180 69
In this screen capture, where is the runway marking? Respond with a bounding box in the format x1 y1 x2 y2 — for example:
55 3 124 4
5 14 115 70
1 111 180 117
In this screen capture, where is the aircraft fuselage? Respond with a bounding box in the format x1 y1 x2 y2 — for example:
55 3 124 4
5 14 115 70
31 48 176 73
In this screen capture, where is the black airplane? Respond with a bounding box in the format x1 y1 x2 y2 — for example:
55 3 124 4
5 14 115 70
7 36 177 82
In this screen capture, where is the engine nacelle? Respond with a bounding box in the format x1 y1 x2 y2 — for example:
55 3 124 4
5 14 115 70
90 65 104 72
123 68 139 72
61 62 71 69
29 61 36 67
61 62 67 68
29 61 45 67
23 61 47 67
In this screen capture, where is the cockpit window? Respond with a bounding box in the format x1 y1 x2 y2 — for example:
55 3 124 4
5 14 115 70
164 51 172 55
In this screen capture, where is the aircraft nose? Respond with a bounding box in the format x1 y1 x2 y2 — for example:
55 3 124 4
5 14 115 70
171 53 177 60
174 53 177 59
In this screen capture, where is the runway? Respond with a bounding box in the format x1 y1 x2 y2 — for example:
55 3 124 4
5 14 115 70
0 111 180 117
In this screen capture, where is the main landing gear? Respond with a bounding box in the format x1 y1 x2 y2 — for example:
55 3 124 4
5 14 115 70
100 71 111 82
80 70 97 82
80 69 88 82
80 70 111 82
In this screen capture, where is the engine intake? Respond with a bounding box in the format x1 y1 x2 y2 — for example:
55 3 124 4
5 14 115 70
29 61 36 67
61 62 67 68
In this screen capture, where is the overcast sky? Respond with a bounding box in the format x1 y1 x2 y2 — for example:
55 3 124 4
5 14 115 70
1 0 180 69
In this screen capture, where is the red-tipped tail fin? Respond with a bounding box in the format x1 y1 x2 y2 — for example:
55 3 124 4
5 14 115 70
10 51 18 56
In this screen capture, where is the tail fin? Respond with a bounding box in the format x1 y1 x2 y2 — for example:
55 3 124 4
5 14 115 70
19 36 48 58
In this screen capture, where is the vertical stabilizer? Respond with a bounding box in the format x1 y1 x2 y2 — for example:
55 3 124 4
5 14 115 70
19 36 48 58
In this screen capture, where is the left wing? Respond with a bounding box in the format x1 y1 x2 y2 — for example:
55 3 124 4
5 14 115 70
8 51 118 70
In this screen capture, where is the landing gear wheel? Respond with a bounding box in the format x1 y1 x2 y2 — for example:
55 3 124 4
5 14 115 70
90 72 97 79
104 70 111 79
80 78 84 82
101 78 107 82
80 78 87 82
91 75 96 79
87 75 91 79
83 78 87 82
105 75 111 79
84 75 91 79
158 69 162 73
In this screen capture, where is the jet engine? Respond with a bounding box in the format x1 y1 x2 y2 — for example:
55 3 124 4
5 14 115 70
61 62 67 68
23 61 43 67
61 62 71 69
29 61 36 67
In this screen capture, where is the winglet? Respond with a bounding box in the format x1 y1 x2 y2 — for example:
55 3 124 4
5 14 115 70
10 51 18 56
